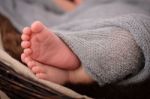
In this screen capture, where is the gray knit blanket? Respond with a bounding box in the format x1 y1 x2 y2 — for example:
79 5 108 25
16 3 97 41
0 0 150 86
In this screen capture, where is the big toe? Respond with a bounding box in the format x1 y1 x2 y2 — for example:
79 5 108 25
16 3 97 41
31 21 45 33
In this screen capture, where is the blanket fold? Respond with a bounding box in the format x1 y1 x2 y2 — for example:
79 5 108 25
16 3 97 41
0 0 150 89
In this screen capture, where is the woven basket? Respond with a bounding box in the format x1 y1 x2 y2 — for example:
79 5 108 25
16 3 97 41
0 61 72 99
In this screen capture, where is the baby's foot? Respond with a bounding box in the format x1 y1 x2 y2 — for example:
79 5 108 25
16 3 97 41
21 21 80 70
27 60 93 85
28 60 69 84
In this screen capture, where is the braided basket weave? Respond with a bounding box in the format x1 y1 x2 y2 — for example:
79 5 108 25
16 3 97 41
0 61 70 99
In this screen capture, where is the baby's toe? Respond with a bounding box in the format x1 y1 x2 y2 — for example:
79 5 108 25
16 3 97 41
21 41 31 48
24 56 32 64
24 48 32 55
21 54 31 64
21 34 30 41
23 27 31 35
21 53 26 63
35 73 47 80
27 61 35 69
31 21 45 33
32 66 45 74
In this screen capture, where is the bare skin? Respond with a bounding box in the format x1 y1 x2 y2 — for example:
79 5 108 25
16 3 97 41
21 21 80 70
54 0 83 12
21 21 94 84
24 60 93 84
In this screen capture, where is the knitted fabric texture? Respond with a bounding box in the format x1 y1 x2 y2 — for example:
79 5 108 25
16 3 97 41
0 0 149 85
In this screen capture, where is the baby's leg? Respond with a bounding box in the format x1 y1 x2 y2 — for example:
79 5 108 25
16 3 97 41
96 29 144 83
21 21 80 70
